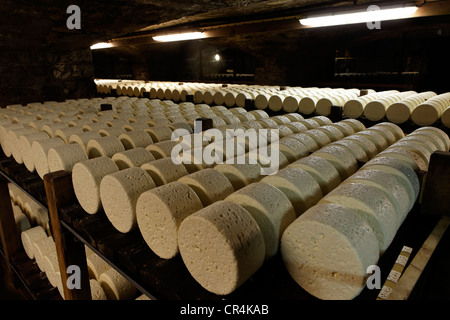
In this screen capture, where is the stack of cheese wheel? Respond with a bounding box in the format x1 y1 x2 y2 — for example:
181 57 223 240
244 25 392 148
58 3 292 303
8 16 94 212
411 92 450 126
343 90 400 119
386 91 437 124
178 200 265 295
363 91 417 122
315 90 360 116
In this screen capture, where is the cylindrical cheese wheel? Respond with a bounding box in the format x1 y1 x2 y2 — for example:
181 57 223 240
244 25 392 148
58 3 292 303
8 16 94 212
54 126 84 144
178 200 265 295
178 168 234 206
86 136 125 158
288 133 320 152
261 167 323 216
69 131 102 151
41 122 69 138
213 163 262 190
136 181 203 259
87 253 112 280
31 137 65 179
21 225 47 259
343 99 364 119
8 127 36 164
319 182 399 254
72 157 119 214
281 202 379 300
145 126 173 142
415 127 450 152
278 137 310 163
345 169 412 224
284 122 308 134
303 129 332 148
119 130 153 150
145 140 178 159
375 147 427 172
141 157 189 186
371 122 404 141
316 125 345 142
19 131 51 172
100 167 156 233
312 145 358 180
111 148 155 170
48 143 88 173
354 130 388 152
407 131 446 152
42 249 60 287
288 155 341 195
330 140 369 163
226 182 296 259
339 119 366 132
99 268 137 300
33 236 56 272
90 279 108 300
98 126 127 137
342 135 379 159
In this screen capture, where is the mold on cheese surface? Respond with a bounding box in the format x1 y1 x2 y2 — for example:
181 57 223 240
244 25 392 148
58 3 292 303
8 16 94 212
178 200 265 295
281 203 379 300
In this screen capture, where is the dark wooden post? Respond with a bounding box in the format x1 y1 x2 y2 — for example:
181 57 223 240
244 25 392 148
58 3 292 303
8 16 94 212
43 171 91 300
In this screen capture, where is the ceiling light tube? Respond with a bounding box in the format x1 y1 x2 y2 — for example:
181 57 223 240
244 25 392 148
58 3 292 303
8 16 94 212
90 42 113 50
152 32 206 42
299 5 418 27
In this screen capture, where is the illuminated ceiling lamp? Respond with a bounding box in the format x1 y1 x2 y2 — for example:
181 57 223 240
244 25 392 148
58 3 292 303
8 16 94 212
90 42 114 50
299 4 419 27
152 31 206 42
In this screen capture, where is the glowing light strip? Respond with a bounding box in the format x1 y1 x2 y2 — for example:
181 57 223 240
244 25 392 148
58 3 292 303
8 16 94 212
299 6 418 27
90 42 113 50
152 32 206 42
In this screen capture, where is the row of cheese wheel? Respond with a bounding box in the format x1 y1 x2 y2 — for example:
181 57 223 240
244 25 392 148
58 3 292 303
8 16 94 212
343 91 450 127
281 126 449 299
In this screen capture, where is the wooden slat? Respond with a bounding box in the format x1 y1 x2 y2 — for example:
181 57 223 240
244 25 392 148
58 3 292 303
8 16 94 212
43 170 91 300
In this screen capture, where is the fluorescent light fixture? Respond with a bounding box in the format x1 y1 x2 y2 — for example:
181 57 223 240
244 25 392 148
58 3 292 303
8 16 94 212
90 42 113 50
152 32 206 42
299 6 418 27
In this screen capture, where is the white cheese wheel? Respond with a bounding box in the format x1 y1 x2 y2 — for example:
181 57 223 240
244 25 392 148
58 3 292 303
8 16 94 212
281 202 379 300
87 253 112 280
342 135 379 160
284 122 308 133
330 140 369 163
98 126 127 137
288 133 320 152
288 155 341 195
319 182 399 253
100 167 156 233
407 131 446 152
178 168 234 206
99 268 137 300
415 127 450 152
371 122 404 140
178 200 265 295
299 96 317 115
145 125 173 142
48 143 88 173
145 140 178 159
355 130 388 152
69 131 102 151
54 126 84 144
21 225 47 259
31 137 65 179
278 137 310 163
343 99 364 119
42 249 60 287
90 279 108 300
361 157 420 206
245 146 289 173
8 127 36 164
411 102 440 126
41 123 69 137
368 126 397 146
141 157 189 186
317 125 345 142
24 200 49 227
249 109 269 120
86 136 125 158
284 113 304 121
123 121 149 132
33 236 56 272
261 167 323 216
389 140 432 166
331 122 355 136
13 205 31 232
298 119 320 129
339 119 366 132
282 96 301 112
386 101 412 124
0 123 24 155
226 182 296 259
303 129 332 148
72 157 119 214
375 147 427 172
19 132 50 172
111 148 155 170
345 169 412 224
312 145 358 180
119 130 153 150
213 163 262 190
442 106 450 129
136 181 203 259
310 116 333 126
